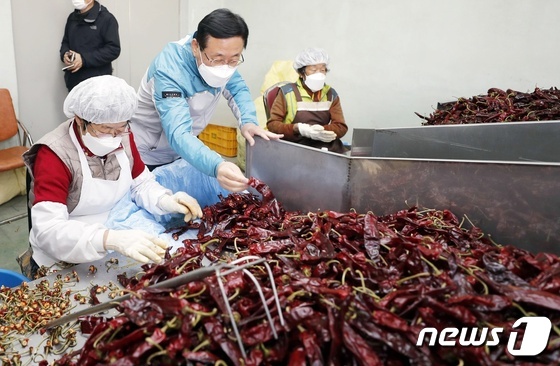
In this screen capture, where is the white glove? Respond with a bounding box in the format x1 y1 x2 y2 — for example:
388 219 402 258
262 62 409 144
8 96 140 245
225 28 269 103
104 230 168 263
297 123 337 142
158 192 203 222
316 130 337 142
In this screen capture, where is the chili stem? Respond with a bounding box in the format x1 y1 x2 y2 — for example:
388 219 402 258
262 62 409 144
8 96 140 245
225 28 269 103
146 349 168 364
228 287 241 302
191 339 210 353
182 306 217 317
179 284 207 299
420 256 442 276
92 327 113 349
341 267 351 285
511 302 536 317
278 253 300 259
234 237 240 254
330 228 341 237
176 256 198 274
396 272 430 286
319 297 340 310
146 336 165 352
287 290 308 302
200 238 220 251
353 286 380 301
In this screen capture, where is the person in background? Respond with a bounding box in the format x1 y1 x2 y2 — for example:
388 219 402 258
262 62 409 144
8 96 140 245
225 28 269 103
19 75 203 279
60 0 120 92
130 8 282 196
266 48 348 154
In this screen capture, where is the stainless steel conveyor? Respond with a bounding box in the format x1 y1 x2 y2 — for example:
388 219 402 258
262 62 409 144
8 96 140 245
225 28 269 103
246 122 560 255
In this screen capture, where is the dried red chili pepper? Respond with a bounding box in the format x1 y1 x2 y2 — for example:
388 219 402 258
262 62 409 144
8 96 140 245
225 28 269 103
52 180 560 365
88 284 101 305
204 317 244 366
416 86 560 125
182 350 221 363
78 315 111 334
286 346 306 366
342 322 382 366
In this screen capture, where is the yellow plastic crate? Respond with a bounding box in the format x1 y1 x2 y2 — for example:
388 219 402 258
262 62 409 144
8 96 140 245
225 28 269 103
199 124 238 157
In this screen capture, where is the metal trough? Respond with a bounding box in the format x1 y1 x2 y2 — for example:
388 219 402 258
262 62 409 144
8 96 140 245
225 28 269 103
246 122 560 255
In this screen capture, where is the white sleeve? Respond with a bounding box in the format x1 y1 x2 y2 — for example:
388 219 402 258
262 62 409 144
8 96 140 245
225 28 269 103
31 201 107 264
130 166 171 215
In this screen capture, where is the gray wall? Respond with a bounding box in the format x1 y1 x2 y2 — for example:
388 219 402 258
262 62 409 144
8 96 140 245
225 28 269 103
6 0 560 144
0 0 18 117
9 0 180 142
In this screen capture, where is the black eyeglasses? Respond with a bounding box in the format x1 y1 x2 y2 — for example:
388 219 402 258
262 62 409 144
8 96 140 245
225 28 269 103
202 51 244 68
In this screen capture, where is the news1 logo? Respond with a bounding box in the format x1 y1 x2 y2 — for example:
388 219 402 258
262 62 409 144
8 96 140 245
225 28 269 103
416 317 552 356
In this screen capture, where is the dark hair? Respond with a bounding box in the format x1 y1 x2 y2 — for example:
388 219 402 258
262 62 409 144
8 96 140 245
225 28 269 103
195 8 249 50
297 66 330 78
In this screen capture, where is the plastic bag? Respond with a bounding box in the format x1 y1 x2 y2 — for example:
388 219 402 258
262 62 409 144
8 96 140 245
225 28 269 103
105 159 231 235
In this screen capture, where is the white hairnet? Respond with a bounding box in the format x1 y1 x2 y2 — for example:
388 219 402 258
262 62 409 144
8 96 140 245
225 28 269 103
63 75 138 124
293 48 330 70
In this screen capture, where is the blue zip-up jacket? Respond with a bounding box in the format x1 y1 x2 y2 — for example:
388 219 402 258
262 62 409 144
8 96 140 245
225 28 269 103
130 34 258 177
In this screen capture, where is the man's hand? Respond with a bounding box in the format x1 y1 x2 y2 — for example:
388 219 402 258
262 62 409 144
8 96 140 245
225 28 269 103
241 123 283 146
216 161 249 192
63 51 74 65
68 52 83 73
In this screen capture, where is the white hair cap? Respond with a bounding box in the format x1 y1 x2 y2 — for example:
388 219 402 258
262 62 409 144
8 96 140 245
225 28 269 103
293 48 330 70
63 75 138 124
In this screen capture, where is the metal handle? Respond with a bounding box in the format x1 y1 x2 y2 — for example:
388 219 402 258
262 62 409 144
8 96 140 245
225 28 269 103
43 265 221 329
43 258 266 330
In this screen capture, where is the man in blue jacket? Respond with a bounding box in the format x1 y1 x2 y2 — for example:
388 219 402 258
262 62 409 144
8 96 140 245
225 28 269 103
130 8 282 195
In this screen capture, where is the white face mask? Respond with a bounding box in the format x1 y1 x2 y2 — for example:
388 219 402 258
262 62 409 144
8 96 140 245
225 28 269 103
72 0 92 11
304 72 326 92
82 131 122 156
197 52 237 88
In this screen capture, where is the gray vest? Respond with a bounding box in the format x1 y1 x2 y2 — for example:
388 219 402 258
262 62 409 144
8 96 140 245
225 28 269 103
23 120 134 213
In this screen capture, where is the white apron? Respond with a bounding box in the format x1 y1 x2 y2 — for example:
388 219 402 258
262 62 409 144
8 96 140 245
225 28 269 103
28 126 133 271
69 125 132 223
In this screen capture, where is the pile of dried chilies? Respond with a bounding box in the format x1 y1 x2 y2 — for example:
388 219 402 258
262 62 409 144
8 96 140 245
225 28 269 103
416 86 560 125
52 178 560 365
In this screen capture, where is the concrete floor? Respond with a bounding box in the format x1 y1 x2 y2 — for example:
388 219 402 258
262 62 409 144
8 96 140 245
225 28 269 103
0 194 29 274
